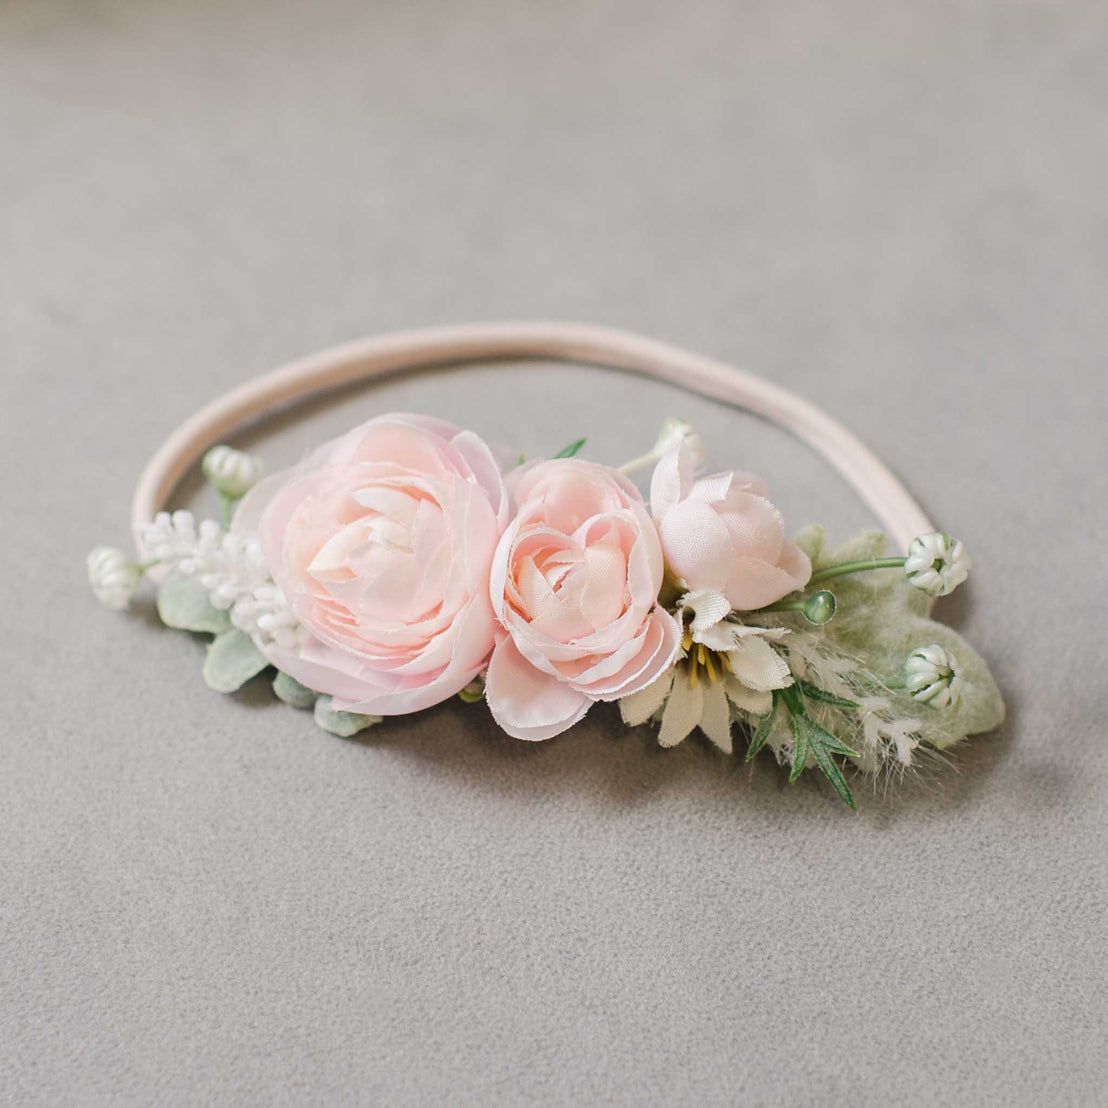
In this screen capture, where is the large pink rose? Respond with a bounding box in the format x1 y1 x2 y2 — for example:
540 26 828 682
234 413 508 714
484 459 681 741
650 443 811 610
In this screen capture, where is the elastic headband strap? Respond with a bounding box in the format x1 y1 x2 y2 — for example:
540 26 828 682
132 321 933 550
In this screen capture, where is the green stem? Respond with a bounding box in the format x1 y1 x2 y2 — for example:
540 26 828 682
808 556 906 585
220 493 236 528
758 597 808 615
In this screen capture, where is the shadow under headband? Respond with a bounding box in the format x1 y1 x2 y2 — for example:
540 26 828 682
89 322 1004 809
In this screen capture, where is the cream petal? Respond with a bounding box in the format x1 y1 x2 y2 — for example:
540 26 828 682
725 679 773 715
658 668 702 748
682 588 732 634
619 668 675 726
698 681 734 753
726 636 793 691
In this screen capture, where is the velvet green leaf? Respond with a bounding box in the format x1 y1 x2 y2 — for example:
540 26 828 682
203 629 269 693
273 671 318 709
792 527 1005 747
313 697 382 738
157 570 232 634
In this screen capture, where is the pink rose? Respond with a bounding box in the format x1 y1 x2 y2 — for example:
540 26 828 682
234 413 508 714
650 443 811 610
484 459 681 740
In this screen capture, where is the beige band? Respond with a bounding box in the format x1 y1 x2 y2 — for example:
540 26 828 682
132 322 934 550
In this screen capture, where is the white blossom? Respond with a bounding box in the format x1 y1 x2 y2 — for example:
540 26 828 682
904 644 963 708
904 532 971 597
87 546 143 610
201 445 265 499
619 588 793 752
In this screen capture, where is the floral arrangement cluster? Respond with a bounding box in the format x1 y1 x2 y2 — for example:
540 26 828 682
89 414 1004 808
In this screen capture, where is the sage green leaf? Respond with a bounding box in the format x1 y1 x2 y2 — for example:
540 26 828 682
553 437 587 458
273 671 318 709
313 697 382 738
745 693 778 761
157 570 232 634
203 629 269 693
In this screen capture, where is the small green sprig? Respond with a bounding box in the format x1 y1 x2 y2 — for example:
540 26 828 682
747 682 861 810
553 437 587 458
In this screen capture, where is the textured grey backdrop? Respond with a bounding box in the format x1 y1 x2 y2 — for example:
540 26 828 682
2 1 1106 1105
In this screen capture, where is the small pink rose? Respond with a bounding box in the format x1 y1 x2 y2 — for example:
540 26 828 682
650 443 811 610
234 414 508 714
485 459 681 741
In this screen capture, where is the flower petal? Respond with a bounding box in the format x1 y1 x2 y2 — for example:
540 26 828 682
619 668 675 726
698 681 734 753
484 636 592 741
726 636 792 691
725 679 773 715
658 668 702 748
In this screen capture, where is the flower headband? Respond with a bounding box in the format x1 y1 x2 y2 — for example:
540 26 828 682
88 323 1004 809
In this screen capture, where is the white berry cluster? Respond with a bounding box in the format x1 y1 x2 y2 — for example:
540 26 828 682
137 510 299 647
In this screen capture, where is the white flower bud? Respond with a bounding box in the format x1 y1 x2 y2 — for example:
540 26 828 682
201 445 265 499
904 532 971 597
653 417 707 473
904 644 963 708
87 546 143 610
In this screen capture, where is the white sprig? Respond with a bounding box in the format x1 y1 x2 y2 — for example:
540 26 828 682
137 510 301 646
904 532 971 597
195 530 271 610
231 583 300 649
139 510 206 565
87 546 143 610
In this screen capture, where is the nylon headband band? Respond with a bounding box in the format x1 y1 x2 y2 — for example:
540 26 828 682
132 322 933 550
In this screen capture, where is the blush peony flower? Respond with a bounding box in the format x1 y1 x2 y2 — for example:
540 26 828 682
650 443 811 611
484 459 682 741
233 414 509 714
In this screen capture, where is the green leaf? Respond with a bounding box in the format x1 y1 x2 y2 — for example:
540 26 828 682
203 629 269 693
791 714 859 808
157 571 232 634
788 712 810 782
553 437 587 458
745 692 778 761
273 671 318 709
313 697 382 738
795 678 859 709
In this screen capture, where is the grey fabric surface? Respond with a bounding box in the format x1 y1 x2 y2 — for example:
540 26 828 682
3 1 1106 1105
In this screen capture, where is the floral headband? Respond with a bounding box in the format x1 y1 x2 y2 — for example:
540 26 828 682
88 323 1004 809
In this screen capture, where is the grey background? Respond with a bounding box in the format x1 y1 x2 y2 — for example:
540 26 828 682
2 1 1106 1105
